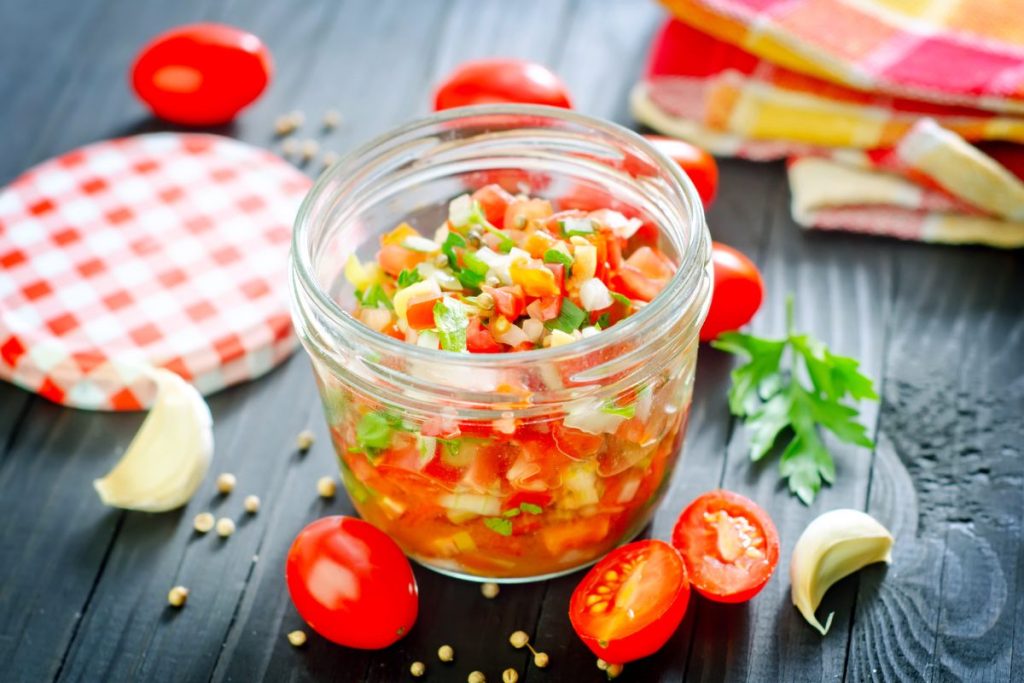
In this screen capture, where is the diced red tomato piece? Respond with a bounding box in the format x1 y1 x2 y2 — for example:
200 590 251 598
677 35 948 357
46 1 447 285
472 184 514 228
611 246 676 302
466 317 503 353
504 490 553 512
552 423 604 459
538 295 562 321
483 285 526 321
543 262 565 292
504 197 553 230
406 293 442 330
378 244 427 277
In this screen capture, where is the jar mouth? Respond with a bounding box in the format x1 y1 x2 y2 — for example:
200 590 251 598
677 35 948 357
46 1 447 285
291 104 709 369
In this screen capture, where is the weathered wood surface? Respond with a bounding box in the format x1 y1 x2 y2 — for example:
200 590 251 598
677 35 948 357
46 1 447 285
0 1 1021 681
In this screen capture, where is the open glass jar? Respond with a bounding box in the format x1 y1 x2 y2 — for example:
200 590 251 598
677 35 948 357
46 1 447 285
290 106 711 581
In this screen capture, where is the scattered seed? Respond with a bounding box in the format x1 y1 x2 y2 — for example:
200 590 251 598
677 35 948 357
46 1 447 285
607 663 623 678
433 253 449 268
533 652 549 668
216 517 236 538
509 630 529 649
244 495 261 514
437 644 454 662
193 512 215 534
323 109 342 130
216 472 236 494
274 115 297 136
321 151 340 169
410 661 426 677
281 137 300 157
297 429 315 452
167 585 189 607
317 476 337 499
287 630 307 647
468 672 485 683
502 668 519 683
596 658 609 671
300 139 319 162
481 582 500 599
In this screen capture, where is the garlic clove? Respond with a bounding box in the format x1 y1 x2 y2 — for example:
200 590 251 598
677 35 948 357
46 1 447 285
790 508 893 635
94 369 213 512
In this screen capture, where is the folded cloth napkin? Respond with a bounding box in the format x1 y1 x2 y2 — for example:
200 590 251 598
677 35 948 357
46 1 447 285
659 0 1024 113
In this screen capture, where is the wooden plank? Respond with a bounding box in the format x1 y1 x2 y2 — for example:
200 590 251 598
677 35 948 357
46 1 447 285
847 246 1024 681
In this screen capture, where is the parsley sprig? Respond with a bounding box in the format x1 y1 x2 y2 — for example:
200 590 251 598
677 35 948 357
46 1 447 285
483 502 544 536
712 297 878 505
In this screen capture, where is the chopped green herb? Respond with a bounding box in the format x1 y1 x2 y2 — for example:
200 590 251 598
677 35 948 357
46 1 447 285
611 292 631 308
433 296 469 352
601 401 636 419
482 223 515 253
357 283 393 310
354 411 397 455
560 218 595 237
441 231 467 270
455 268 485 291
545 298 587 334
484 517 513 536
519 502 543 515
397 268 422 288
502 508 521 518
595 313 611 329
461 250 490 277
543 248 574 273
712 296 878 505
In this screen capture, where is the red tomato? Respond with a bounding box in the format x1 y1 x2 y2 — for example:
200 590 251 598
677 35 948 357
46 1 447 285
543 262 565 292
377 244 427 277
131 23 272 126
433 59 573 110
700 242 764 342
645 136 719 208
467 317 503 353
285 516 418 649
611 246 676 302
482 285 526 321
406 294 442 330
472 184 514 227
671 490 780 603
569 540 690 665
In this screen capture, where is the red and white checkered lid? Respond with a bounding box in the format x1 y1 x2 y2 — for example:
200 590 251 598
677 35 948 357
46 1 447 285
0 133 312 410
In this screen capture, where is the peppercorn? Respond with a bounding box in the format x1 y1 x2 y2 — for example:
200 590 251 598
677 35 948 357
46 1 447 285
167 585 189 607
317 476 337 498
216 517 235 538
287 630 307 647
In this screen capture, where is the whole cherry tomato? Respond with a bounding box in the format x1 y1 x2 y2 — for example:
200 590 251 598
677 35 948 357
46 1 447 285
569 540 690 665
132 23 272 126
433 59 573 110
700 242 764 342
645 136 719 208
671 490 780 603
285 516 418 649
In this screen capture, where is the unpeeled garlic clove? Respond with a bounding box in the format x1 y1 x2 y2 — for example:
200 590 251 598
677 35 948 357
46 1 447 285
790 509 893 635
94 369 213 512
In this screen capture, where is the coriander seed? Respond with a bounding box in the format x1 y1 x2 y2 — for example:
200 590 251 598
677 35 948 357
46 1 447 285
533 651 549 668
596 658 609 671
323 109 342 130
297 429 315 452
468 672 485 683
607 663 623 678
317 476 337 499
410 661 426 677
193 511 215 534
281 137 299 156
509 630 529 649
300 139 319 162
438 644 454 662
274 115 297 136
216 472 236 494
216 517 236 538
167 585 189 607
243 494 260 514
321 151 340 169
481 582 500 599
502 668 519 683
287 630 307 647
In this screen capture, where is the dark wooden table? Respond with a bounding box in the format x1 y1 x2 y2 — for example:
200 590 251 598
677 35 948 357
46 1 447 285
2 1 1022 681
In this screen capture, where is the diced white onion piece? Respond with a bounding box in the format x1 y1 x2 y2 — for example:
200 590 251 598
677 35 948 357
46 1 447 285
546 329 576 348
560 463 600 509
448 194 473 227
590 209 643 239
579 278 614 311
580 326 600 338
495 323 530 347
418 262 462 290
563 399 629 434
522 318 545 342
474 247 502 267
417 330 440 349
439 493 501 516
615 475 642 503
358 307 393 332
401 235 441 253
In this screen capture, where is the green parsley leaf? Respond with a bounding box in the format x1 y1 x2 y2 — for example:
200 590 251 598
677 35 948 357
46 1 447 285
519 502 543 515
611 292 631 308
355 411 396 455
482 223 516 253
441 231 467 271
483 517 513 536
357 283 394 311
711 296 878 505
560 218 595 237
433 296 469 352
601 401 636 419
543 248 574 273
595 312 611 329
502 508 521 518
461 250 490 277
544 297 586 334
397 269 422 288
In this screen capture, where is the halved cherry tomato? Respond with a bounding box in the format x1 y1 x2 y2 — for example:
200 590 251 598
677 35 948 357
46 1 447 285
131 23 272 126
433 59 573 110
472 184 514 227
645 136 718 208
406 293 442 330
671 490 779 603
285 516 418 649
700 242 764 342
467 317 503 353
569 540 690 665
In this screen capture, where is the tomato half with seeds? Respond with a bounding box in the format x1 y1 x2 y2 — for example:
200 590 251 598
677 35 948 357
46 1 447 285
645 136 718 208
131 23 272 126
286 516 418 649
700 242 764 342
671 490 779 603
433 59 573 110
569 540 690 664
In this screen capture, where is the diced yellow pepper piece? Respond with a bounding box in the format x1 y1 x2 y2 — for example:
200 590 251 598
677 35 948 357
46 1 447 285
510 261 559 297
344 254 384 291
522 230 555 258
381 222 419 246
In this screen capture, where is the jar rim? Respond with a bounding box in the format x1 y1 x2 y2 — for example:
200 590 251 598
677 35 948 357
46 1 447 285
291 104 709 369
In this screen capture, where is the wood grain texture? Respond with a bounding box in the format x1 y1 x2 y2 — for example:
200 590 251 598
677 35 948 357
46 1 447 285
0 0 1022 681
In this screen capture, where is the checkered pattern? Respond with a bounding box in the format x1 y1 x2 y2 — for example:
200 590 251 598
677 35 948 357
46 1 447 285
661 0 1024 113
640 20 1024 153
0 133 311 410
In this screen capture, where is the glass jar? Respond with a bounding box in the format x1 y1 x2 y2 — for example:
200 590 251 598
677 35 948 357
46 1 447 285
290 105 711 582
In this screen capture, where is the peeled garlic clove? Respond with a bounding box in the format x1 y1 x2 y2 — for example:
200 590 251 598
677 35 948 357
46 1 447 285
94 369 213 512
790 509 893 635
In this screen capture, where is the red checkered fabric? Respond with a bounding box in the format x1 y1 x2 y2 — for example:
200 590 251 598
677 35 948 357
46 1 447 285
0 133 311 410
